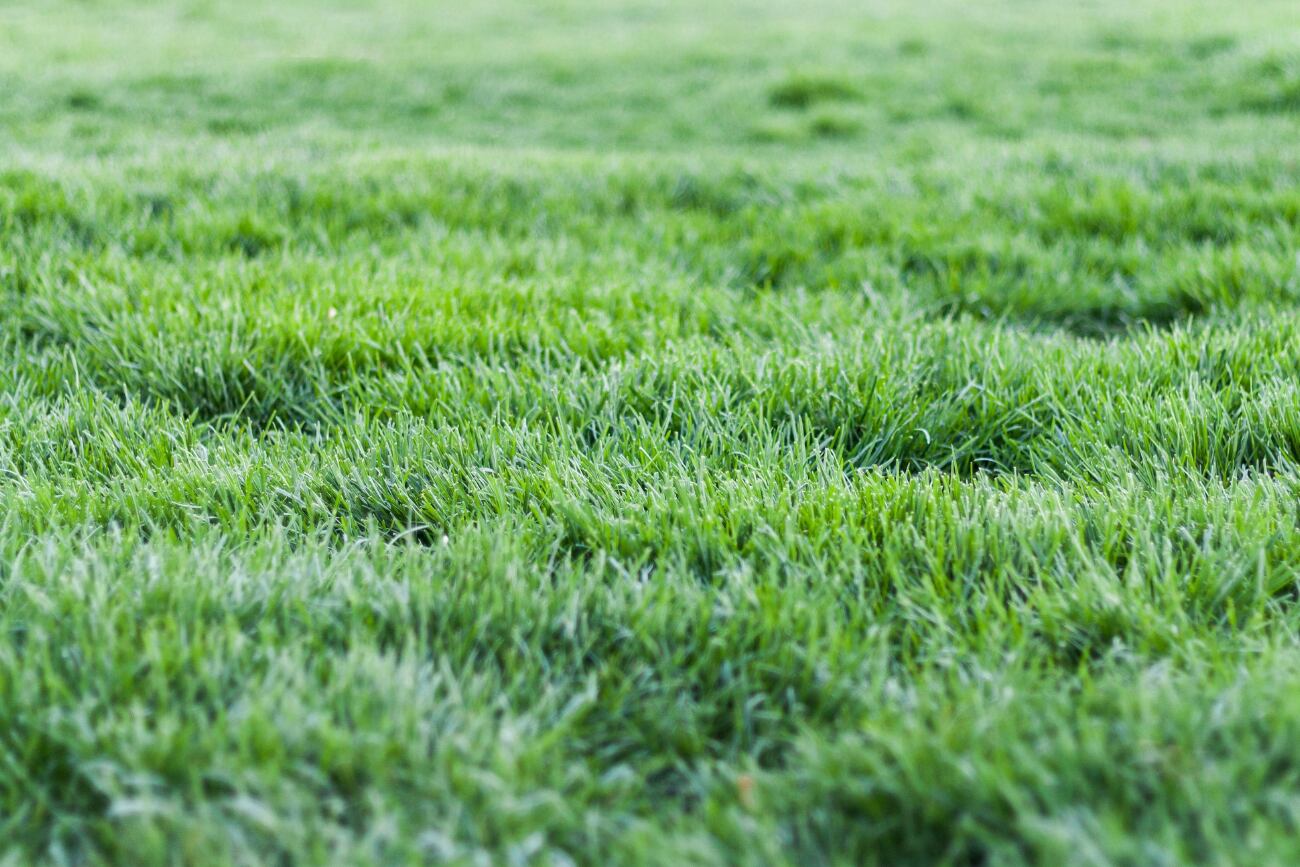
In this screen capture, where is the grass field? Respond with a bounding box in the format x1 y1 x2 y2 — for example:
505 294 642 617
4 0 1300 863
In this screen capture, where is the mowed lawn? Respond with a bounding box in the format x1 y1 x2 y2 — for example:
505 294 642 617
3 0 1300 863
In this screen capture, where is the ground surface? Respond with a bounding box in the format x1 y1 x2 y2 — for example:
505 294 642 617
3 0 1300 863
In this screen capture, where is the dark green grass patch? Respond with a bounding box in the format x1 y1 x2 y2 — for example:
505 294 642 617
767 71 863 110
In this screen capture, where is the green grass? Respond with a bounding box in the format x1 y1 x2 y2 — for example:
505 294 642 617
3 0 1300 863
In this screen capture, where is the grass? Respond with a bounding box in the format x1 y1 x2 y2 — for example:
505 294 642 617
3 0 1300 863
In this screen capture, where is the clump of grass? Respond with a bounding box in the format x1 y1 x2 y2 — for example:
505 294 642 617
65 89 101 110
1187 33 1237 59
768 71 862 109
808 109 860 138
898 37 929 57
1235 53 1300 114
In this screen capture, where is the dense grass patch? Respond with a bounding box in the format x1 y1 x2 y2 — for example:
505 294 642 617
4 0 1300 863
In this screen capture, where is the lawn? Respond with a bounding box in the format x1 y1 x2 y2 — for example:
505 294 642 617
3 0 1300 863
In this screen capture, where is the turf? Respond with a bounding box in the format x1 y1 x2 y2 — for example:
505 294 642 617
3 0 1300 863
